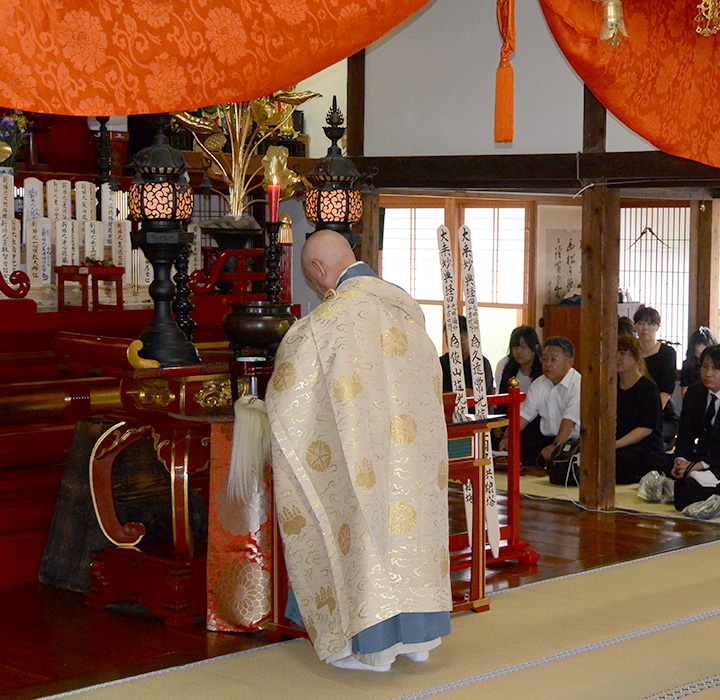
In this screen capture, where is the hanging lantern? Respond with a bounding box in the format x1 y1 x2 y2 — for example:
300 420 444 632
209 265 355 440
303 96 363 237
594 0 628 49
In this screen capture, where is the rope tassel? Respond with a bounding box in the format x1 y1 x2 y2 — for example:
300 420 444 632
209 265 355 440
228 395 271 504
494 0 516 143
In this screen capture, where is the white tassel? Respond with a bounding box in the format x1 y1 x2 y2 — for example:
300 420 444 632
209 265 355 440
228 395 271 504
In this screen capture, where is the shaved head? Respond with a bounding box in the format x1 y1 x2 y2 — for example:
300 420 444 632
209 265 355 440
301 229 358 297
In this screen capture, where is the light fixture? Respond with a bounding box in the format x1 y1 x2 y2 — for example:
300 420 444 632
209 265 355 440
303 96 363 241
127 113 199 367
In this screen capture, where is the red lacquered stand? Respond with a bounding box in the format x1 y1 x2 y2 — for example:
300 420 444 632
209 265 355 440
53 334 236 626
447 417 493 613
486 384 539 566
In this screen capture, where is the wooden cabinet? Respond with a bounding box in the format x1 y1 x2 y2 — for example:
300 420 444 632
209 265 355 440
540 303 640 369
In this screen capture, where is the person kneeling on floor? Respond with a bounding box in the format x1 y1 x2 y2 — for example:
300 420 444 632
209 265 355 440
499 336 581 468
664 344 720 518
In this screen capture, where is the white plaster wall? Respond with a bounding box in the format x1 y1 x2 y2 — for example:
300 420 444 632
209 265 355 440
364 0 653 156
296 61 347 159
279 197 322 318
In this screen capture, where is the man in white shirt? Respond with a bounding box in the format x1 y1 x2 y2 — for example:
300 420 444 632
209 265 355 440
501 336 581 467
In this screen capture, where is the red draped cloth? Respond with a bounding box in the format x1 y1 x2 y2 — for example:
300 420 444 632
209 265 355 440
0 0 429 116
539 0 720 169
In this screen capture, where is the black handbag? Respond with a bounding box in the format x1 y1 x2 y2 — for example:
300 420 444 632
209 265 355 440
545 438 581 486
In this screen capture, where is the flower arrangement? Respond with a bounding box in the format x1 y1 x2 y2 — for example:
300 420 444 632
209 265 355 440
172 89 319 217
0 110 27 168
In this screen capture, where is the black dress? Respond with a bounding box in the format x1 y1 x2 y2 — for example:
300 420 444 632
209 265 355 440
615 375 664 483
644 343 679 445
680 357 701 390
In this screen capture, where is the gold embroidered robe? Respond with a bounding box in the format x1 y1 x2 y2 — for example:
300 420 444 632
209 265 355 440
266 275 452 661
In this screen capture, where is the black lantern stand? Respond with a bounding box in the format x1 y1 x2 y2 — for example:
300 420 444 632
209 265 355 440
303 96 363 245
128 114 200 368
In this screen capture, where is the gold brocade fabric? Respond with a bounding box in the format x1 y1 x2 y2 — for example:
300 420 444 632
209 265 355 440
266 275 452 661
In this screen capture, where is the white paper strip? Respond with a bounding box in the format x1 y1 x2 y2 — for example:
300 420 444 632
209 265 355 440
458 224 500 558
74 181 96 222
0 173 14 220
55 220 77 266
100 183 116 221
437 225 468 421
83 220 104 261
0 218 19 281
27 218 52 286
187 222 203 273
23 177 44 240
111 220 132 279
137 248 153 286
46 179 72 223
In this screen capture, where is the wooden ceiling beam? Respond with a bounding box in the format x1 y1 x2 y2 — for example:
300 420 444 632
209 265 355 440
353 151 720 191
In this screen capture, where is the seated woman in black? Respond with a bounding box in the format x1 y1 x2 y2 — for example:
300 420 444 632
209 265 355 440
495 325 543 394
616 335 665 483
680 327 718 398
633 306 678 448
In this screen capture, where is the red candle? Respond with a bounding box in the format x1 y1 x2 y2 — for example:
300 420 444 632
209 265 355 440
268 176 280 223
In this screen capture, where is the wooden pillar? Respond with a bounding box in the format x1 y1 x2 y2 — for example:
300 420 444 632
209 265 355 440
347 50 365 157
688 200 720 338
579 185 619 510
582 85 606 153
358 187 380 272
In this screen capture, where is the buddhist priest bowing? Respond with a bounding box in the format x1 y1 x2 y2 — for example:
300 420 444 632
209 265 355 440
266 229 452 672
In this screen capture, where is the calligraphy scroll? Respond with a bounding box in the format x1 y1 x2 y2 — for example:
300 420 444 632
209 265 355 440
546 228 581 302
458 225 500 557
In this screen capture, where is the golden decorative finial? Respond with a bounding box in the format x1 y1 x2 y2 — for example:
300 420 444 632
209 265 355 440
594 0 628 48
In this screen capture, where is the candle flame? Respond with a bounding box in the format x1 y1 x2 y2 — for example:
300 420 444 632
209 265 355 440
273 175 278 185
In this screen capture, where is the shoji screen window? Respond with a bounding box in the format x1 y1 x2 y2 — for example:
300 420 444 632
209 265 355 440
462 206 529 367
619 205 690 366
380 206 445 352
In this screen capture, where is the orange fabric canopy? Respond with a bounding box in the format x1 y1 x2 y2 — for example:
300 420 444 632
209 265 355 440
539 0 720 170
0 0 429 116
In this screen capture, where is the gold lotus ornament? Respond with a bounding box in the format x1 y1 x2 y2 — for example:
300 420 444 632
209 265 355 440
172 88 319 216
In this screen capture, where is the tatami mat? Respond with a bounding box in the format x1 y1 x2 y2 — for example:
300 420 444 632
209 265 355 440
494 471 720 522
44 541 720 700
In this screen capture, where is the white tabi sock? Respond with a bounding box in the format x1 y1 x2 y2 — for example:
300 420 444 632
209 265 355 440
330 655 391 672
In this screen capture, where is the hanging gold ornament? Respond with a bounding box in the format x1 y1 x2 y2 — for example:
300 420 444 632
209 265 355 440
696 0 720 36
594 0 628 48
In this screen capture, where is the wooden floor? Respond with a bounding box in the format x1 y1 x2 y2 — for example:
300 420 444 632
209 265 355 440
4 492 720 700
